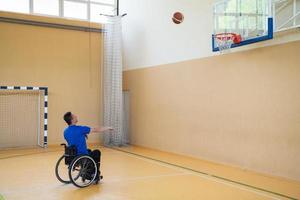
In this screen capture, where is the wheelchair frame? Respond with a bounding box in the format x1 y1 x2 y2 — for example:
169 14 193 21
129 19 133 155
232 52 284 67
55 143 101 188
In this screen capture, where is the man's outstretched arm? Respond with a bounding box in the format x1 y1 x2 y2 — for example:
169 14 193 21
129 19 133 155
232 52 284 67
91 127 113 133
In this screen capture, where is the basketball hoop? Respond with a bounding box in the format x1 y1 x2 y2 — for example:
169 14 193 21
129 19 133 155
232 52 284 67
214 33 241 53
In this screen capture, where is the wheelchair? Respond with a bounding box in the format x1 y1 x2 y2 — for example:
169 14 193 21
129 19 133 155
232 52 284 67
55 143 102 188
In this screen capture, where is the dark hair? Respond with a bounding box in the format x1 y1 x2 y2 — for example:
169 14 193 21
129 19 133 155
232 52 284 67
64 112 73 125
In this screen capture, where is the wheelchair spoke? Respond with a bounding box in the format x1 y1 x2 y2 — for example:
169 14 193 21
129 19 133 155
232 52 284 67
73 170 82 181
81 159 89 170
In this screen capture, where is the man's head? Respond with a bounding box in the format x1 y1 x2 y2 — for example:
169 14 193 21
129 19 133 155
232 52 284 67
63 112 78 125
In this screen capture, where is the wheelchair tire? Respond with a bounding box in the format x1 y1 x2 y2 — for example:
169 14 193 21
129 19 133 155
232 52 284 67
55 155 71 184
68 155 97 188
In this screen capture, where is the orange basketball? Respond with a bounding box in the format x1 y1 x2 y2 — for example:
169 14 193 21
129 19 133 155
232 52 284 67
172 12 184 24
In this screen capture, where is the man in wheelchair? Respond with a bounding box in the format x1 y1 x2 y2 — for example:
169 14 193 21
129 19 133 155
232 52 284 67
63 112 112 183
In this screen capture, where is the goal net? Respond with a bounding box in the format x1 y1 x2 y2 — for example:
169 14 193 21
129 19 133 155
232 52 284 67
0 89 45 148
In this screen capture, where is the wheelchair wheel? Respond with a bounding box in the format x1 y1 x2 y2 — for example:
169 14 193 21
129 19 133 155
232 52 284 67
68 155 97 188
55 155 71 184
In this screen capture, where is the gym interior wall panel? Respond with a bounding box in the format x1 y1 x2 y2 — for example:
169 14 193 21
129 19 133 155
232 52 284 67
0 11 103 145
123 41 300 181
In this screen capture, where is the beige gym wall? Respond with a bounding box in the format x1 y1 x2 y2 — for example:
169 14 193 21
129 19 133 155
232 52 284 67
0 11 103 145
123 41 300 181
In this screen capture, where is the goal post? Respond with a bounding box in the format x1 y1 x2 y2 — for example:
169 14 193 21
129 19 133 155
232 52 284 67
0 86 48 148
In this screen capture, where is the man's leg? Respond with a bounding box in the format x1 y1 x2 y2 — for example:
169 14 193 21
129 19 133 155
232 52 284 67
90 149 101 181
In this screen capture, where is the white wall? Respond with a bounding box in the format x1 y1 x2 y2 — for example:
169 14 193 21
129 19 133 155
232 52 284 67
120 0 300 71
120 0 214 70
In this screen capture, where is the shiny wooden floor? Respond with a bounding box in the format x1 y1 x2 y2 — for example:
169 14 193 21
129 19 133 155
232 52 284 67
0 145 299 200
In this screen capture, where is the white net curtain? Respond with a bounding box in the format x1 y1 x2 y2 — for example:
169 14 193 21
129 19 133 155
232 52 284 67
103 16 128 146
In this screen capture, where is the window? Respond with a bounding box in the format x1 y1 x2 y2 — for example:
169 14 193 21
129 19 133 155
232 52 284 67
33 0 59 16
92 0 115 5
64 1 88 20
0 0 29 14
0 0 117 23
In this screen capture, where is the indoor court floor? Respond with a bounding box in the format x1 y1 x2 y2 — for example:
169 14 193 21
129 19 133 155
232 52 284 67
0 145 299 200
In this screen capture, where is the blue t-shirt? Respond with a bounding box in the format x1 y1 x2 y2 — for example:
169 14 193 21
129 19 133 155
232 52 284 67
64 125 91 155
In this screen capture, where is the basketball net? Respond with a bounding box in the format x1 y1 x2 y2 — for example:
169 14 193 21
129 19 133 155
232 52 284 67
215 33 237 54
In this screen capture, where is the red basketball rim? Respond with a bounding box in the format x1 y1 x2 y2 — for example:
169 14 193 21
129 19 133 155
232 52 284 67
215 33 241 44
